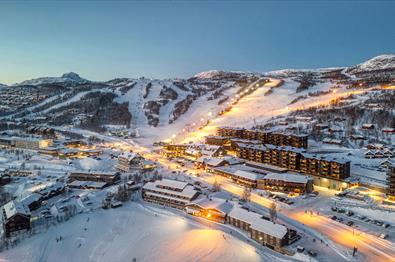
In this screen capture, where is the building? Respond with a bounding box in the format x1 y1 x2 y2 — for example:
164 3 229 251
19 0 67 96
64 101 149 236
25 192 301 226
382 128 395 134
1 201 31 237
216 127 308 149
69 171 120 185
362 124 375 130
227 206 296 251
20 193 42 211
258 173 313 194
116 152 145 172
68 180 107 190
142 179 199 209
235 143 351 183
0 168 11 185
185 197 233 223
8 169 39 177
387 164 395 199
210 166 264 188
13 137 53 150
38 182 65 200
205 136 230 146
162 144 189 157
0 137 14 147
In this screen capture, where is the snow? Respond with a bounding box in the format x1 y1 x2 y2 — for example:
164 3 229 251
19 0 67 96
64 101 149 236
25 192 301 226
351 54 395 73
234 170 262 181
0 203 265 262
16 72 89 86
263 173 312 184
78 158 100 171
143 180 198 199
228 206 288 239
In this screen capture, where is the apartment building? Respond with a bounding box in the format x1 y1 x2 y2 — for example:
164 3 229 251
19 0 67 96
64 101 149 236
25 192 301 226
142 179 200 209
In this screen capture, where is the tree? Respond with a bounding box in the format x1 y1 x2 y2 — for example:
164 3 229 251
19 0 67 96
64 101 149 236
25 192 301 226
269 202 277 222
212 178 221 192
242 187 251 202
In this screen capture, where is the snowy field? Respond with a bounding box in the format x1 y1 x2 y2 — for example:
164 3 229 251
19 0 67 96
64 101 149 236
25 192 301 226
0 202 268 262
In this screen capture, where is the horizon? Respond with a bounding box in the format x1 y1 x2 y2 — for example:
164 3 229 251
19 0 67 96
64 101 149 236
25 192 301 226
3 53 395 86
1 1 395 84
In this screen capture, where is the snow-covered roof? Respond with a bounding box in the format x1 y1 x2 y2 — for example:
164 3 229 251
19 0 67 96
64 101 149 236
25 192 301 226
205 157 226 167
143 179 199 200
223 156 244 165
2 201 30 219
144 192 190 204
263 173 312 184
70 171 118 177
20 193 42 207
68 180 107 189
119 152 140 162
228 206 287 239
250 217 288 239
189 197 234 214
234 170 262 181
156 179 189 191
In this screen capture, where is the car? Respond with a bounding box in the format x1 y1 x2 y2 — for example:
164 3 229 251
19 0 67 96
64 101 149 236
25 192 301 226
347 221 354 226
337 209 346 213
331 215 337 220
337 217 344 222
346 211 354 216
307 250 317 257
331 207 338 212
374 220 384 226
383 223 390 228
380 233 388 239
296 246 305 252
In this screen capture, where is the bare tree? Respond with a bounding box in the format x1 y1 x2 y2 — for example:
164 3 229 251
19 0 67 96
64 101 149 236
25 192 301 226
269 202 277 222
212 178 221 192
242 187 251 202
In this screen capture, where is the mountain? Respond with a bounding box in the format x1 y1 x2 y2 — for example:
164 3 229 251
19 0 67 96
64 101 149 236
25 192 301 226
348 54 395 74
17 72 90 86
1 54 394 140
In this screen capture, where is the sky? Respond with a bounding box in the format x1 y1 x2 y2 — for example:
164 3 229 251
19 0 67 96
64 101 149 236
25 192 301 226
0 1 394 84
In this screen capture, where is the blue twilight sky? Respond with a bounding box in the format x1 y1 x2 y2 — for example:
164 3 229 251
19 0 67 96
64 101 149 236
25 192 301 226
0 1 394 84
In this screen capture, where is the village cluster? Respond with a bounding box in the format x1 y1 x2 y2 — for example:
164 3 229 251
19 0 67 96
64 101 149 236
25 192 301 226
1 114 395 259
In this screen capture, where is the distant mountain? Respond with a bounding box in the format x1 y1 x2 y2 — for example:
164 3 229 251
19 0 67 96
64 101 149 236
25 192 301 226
1 54 395 134
347 54 395 74
17 72 90 86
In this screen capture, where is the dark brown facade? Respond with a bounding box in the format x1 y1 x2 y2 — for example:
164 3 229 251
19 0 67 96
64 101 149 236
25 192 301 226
217 127 308 149
69 171 120 185
388 165 395 199
236 143 350 180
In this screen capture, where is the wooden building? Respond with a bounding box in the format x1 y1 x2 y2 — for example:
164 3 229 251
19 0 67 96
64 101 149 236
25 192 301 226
69 171 120 185
185 197 233 223
142 179 199 209
258 173 313 194
116 152 145 172
216 127 308 149
226 206 295 251
210 167 263 188
2 201 31 237
387 164 395 199
236 143 351 183
20 193 42 211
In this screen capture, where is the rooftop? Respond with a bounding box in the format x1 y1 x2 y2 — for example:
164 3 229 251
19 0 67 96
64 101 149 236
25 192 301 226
263 173 312 184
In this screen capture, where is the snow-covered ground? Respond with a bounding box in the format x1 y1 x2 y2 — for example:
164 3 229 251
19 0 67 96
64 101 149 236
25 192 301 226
0 202 268 262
